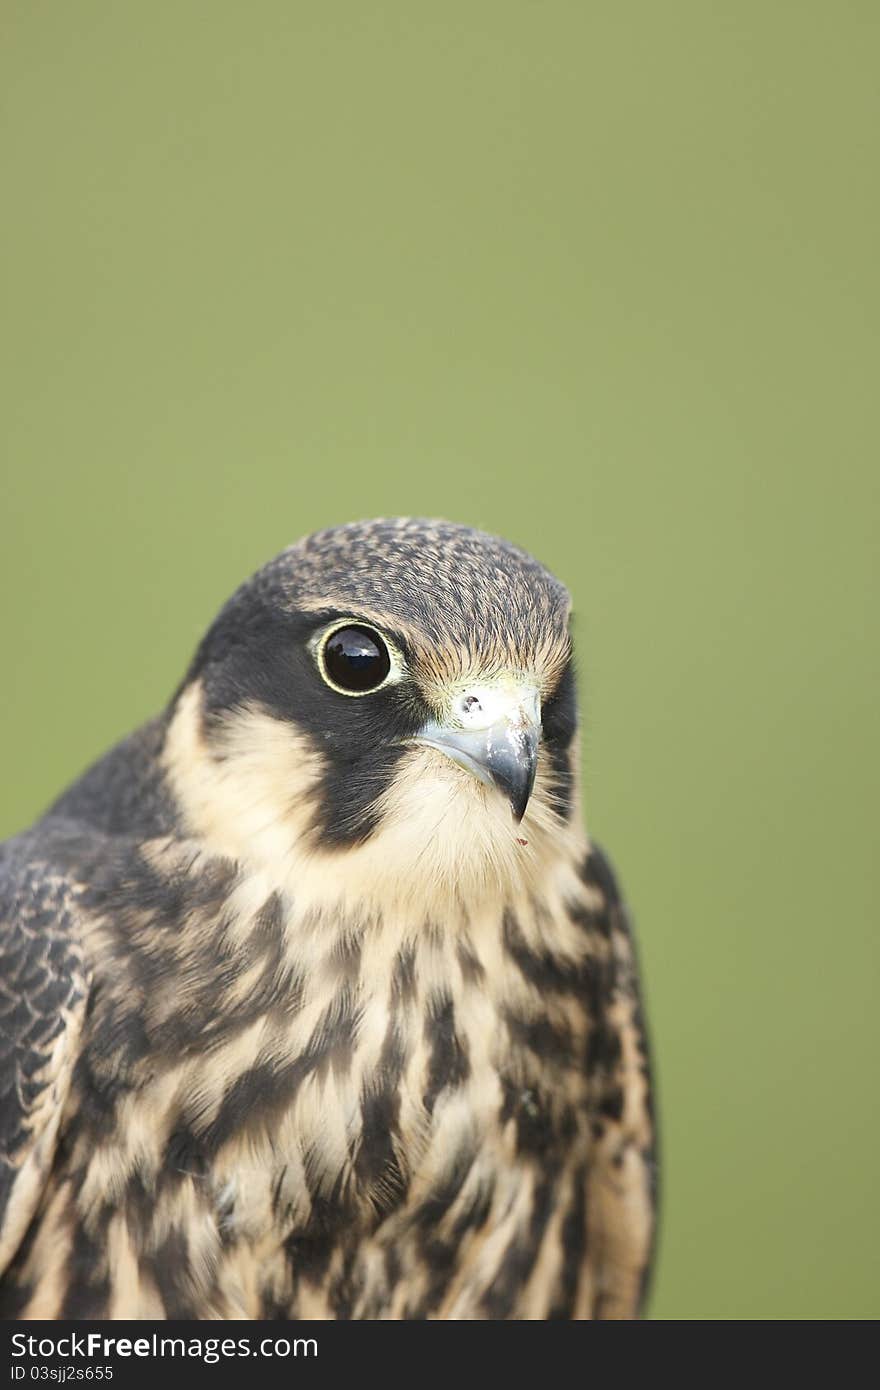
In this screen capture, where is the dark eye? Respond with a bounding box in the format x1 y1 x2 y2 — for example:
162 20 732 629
320 624 392 694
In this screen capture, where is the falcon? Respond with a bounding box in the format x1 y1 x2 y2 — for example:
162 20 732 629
0 519 656 1319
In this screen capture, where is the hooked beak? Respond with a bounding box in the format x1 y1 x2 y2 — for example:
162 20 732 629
413 681 541 822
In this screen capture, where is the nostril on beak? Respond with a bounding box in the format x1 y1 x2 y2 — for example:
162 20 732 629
412 679 542 820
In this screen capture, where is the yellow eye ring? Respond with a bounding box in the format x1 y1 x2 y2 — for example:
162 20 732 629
312 619 404 697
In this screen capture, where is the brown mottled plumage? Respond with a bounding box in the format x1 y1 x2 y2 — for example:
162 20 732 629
0 519 656 1319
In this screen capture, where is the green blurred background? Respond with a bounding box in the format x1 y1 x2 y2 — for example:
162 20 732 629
2 3 877 1319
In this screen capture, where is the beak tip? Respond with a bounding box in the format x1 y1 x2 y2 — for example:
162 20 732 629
413 696 541 823
493 752 538 824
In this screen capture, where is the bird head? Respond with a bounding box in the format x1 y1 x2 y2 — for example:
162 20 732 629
164 519 581 911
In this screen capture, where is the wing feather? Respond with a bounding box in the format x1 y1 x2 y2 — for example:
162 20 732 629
0 856 89 1275
582 842 657 1318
